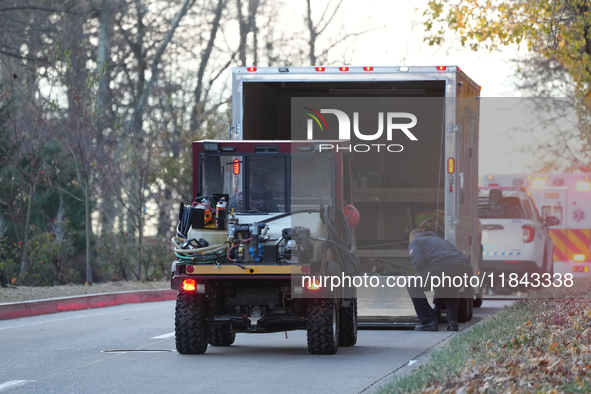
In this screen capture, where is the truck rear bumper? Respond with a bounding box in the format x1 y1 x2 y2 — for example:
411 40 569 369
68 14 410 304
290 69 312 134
482 260 543 288
209 314 306 332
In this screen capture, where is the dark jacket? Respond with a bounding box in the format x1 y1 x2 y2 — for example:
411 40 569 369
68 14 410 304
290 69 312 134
409 231 470 273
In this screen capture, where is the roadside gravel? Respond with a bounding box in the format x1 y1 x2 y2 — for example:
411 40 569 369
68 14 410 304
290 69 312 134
0 281 170 304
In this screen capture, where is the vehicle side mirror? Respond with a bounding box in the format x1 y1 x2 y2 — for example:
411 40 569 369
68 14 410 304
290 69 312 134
489 189 502 211
545 216 560 226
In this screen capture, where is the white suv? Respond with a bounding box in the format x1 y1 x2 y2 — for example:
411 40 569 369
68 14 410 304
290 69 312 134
478 189 558 287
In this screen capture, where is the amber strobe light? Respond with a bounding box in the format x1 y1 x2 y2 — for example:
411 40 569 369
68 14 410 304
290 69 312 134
233 159 240 175
447 158 455 174
182 279 196 291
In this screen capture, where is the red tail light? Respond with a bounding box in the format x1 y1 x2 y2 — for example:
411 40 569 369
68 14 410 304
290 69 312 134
339 67 349 72
247 67 257 72
436 66 447 71
522 225 535 243
315 67 325 72
363 66 373 71
182 279 196 291
307 278 321 290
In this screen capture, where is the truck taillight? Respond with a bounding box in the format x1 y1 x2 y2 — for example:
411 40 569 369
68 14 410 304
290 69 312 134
182 279 196 291
307 278 321 290
436 66 447 70
522 225 535 243
247 67 257 72
447 158 455 174
339 67 349 72
233 159 240 175
363 66 373 71
315 67 325 72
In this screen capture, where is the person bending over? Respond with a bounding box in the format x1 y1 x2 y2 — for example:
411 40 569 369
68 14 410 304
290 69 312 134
406 228 471 331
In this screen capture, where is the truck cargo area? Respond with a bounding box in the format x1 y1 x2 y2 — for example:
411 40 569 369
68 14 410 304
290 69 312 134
242 80 449 275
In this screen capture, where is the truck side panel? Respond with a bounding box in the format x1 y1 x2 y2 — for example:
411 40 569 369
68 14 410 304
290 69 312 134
456 73 481 268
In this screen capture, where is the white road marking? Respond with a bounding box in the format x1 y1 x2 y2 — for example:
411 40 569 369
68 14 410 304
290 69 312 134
152 331 175 339
0 380 33 392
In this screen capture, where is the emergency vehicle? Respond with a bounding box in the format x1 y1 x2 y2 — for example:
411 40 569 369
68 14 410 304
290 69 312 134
482 173 591 277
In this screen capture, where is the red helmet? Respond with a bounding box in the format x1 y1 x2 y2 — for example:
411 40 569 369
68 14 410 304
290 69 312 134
343 204 360 229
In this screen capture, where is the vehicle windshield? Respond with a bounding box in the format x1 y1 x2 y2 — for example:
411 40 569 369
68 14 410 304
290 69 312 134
478 196 531 219
200 153 333 213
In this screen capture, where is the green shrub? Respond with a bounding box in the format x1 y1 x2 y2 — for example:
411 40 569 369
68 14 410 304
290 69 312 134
25 222 77 286
140 236 171 281
0 237 20 287
94 231 137 281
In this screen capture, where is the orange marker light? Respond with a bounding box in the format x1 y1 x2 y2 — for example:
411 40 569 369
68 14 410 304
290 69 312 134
182 279 196 291
447 158 455 174
233 159 240 175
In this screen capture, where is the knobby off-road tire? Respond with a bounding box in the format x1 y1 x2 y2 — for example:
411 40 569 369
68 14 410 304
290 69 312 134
208 326 236 346
338 298 357 347
306 299 339 355
175 291 208 354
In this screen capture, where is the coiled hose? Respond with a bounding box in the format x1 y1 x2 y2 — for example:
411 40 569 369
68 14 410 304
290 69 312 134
323 204 360 276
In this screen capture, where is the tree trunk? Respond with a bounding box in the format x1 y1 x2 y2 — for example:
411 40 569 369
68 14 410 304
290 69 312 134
190 0 225 132
138 206 145 281
85 182 93 285
306 0 316 66
97 1 110 114
237 0 247 66
249 0 259 65
19 183 35 277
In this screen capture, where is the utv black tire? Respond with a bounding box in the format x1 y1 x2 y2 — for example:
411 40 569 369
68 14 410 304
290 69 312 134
175 291 208 354
208 326 235 347
457 297 472 323
338 298 357 347
306 299 339 355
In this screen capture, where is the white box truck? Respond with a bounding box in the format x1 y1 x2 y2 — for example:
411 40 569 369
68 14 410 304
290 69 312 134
230 65 483 312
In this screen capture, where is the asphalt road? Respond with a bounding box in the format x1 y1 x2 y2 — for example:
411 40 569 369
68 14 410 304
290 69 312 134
0 299 512 394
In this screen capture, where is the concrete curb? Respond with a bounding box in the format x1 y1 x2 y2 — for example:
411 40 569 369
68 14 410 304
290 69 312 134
0 289 177 321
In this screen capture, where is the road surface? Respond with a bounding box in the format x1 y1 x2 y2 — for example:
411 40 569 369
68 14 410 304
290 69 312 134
0 299 512 394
